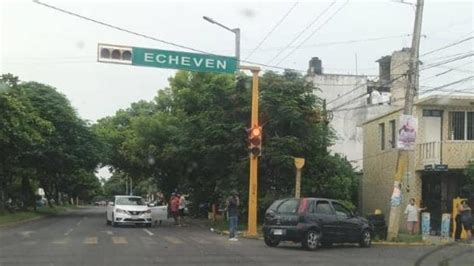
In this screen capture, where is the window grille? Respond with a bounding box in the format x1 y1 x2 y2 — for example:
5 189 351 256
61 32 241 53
449 112 465 140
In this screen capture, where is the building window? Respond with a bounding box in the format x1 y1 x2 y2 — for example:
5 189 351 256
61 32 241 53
468 112 474 140
423 109 442 117
379 123 385 150
449 111 474 140
389 120 396 148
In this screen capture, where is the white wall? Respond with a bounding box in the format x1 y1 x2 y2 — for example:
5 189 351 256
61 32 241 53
309 74 367 170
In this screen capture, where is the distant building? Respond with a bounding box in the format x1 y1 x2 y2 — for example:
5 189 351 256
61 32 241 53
306 55 398 171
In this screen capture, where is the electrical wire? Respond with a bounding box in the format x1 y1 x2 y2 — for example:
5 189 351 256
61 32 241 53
420 52 474 72
275 0 350 66
32 0 308 74
420 75 474 94
420 36 473 57
244 1 299 60
266 0 337 65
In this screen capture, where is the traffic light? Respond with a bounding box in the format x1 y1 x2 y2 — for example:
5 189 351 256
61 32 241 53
248 125 262 157
97 44 133 64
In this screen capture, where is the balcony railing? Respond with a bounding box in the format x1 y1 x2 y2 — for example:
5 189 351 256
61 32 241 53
416 141 474 170
417 141 441 167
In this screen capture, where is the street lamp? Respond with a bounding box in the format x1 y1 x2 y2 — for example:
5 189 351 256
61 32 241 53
203 16 240 68
203 16 260 238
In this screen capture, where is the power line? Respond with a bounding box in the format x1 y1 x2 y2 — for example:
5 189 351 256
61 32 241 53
331 103 390 112
420 75 474 94
420 36 473 57
275 0 350 66
266 0 337 65
327 73 406 108
420 52 474 71
244 1 299 60
420 60 474 82
32 0 309 74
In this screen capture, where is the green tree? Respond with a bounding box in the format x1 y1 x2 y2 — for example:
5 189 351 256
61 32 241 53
95 70 359 218
1 74 103 210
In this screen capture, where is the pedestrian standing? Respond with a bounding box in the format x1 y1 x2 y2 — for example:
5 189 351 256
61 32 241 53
227 190 240 241
458 200 472 242
170 193 180 226
404 198 426 235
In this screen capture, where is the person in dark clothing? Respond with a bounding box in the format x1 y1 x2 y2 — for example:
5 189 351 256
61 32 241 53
458 200 472 242
227 190 240 241
454 214 463 241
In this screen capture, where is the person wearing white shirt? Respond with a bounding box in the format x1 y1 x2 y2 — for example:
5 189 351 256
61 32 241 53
404 198 426 235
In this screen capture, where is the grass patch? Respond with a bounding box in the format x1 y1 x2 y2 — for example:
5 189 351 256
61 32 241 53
0 211 43 225
0 205 74 226
390 233 422 243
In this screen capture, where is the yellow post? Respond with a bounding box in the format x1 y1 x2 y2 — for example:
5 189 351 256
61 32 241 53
240 65 260 237
294 158 305 199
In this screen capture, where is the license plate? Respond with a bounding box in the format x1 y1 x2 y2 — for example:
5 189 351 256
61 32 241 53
273 229 284 235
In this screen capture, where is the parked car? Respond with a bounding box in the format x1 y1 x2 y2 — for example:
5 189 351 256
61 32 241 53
106 196 153 227
263 198 373 251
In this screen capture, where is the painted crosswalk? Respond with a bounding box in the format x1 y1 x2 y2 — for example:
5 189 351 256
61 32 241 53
32 234 222 246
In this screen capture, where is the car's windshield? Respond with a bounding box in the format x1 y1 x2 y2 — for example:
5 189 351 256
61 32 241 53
116 197 145 206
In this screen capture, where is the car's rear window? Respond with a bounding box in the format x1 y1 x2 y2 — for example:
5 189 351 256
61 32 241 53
116 197 145 206
275 199 299 213
267 199 284 212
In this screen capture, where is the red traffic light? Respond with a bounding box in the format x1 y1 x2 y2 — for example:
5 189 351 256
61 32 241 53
248 125 262 157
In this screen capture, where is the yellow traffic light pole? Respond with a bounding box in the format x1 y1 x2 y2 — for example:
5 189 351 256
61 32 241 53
240 65 260 237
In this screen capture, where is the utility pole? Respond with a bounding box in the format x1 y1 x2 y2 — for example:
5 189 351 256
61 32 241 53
387 0 424 241
240 65 261 237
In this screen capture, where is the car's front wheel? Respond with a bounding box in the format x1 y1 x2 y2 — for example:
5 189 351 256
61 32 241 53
302 230 320 251
264 236 280 247
106 213 111 225
359 229 371 248
111 214 116 227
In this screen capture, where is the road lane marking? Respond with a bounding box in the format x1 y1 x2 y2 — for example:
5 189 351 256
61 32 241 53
19 231 35 238
112 236 128 244
52 238 69 245
101 230 114 235
143 229 154 236
64 228 74 236
76 220 82 226
190 237 210 244
83 237 98 245
163 236 183 244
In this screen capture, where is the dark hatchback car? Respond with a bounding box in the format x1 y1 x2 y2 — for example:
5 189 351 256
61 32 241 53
263 198 373 250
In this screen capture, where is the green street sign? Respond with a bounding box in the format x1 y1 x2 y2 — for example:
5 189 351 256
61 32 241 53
97 44 237 74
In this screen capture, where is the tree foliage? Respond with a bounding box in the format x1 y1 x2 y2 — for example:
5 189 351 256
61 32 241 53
97 70 358 217
0 74 103 212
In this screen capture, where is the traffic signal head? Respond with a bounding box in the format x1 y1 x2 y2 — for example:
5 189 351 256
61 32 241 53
248 125 262 157
97 44 132 64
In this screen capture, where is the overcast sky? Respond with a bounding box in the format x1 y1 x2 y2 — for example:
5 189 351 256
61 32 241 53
1 0 473 123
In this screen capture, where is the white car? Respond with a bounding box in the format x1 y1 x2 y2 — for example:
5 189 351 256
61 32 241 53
106 196 153 227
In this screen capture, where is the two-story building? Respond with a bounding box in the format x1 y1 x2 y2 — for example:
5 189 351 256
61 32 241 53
361 95 474 231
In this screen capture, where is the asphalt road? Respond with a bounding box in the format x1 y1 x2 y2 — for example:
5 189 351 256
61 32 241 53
0 207 472 266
